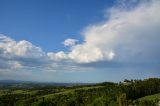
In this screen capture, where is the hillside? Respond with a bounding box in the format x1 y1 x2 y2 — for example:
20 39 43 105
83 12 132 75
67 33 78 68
133 93 160 106
0 78 160 106
138 93 160 101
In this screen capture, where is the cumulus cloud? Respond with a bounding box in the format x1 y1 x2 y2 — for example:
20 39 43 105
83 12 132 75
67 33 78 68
0 34 44 57
0 34 79 72
62 0 160 64
68 45 115 63
63 38 78 47
0 34 50 70
47 51 68 61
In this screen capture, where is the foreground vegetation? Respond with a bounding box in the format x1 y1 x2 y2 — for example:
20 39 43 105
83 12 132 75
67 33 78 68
0 78 160 106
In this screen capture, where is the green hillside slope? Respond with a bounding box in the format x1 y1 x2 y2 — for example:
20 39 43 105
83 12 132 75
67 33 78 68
138 93 160 101
0 78 160 106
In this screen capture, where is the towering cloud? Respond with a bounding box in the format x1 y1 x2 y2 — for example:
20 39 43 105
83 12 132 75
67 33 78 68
63 0 160 64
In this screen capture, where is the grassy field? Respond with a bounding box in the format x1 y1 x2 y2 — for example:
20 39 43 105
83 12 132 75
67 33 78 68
138 93 160 101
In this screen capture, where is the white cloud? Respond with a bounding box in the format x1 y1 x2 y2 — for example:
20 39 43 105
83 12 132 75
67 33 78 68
47 51 68 61
14 40 44 57
0 34 50 70
68 44 115 63
0 34 44 58
62 0 160 64
63 38 78 47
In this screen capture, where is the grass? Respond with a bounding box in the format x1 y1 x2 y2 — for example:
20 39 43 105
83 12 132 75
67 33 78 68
138 93 160 101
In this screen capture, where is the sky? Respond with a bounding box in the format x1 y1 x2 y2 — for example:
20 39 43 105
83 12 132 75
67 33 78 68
0 0 160 83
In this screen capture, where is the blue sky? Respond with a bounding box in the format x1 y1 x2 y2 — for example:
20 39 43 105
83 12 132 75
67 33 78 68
0 0 160 82
0 0 114 52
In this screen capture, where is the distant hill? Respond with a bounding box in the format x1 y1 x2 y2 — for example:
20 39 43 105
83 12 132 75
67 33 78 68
0 79 93 87
0 80 36 84
0 80 34 84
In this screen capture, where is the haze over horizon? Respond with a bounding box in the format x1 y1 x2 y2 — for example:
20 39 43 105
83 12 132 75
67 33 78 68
0 0 160 83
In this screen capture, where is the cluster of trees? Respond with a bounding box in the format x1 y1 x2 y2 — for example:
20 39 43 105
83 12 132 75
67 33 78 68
117 78 160 106
119 78 160 99
0 93 30 106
